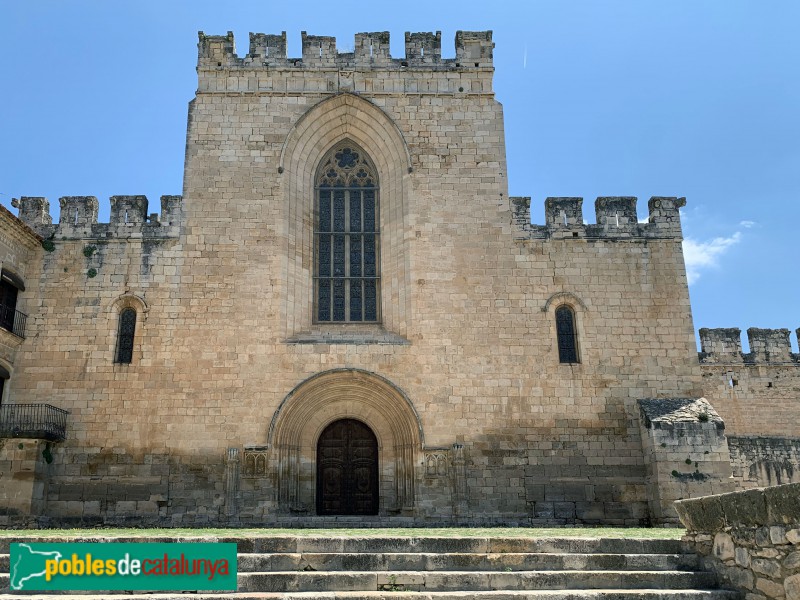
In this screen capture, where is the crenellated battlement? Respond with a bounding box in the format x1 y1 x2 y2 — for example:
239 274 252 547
197 30 493 70
699 327 800 365
511 196 686 241
17 195 182 240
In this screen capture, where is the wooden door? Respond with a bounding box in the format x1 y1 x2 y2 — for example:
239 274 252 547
316 419 379 515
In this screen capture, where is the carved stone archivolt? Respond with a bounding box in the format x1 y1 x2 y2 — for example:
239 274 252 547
269 368 423 514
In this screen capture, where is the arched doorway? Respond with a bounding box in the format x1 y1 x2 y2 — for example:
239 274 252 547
269 369 423 514
317 419 379 515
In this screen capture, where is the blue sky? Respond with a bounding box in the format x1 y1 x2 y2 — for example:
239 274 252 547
1 1 798 351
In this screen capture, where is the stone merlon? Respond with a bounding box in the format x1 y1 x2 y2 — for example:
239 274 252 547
699 327 800 364
197 30 494 69
512 196 686 240
16 195 183 240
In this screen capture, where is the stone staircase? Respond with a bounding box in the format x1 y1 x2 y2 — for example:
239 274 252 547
0 535 740 598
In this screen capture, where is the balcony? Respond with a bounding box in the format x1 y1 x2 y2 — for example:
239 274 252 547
0 403 68 442
0 304 27 338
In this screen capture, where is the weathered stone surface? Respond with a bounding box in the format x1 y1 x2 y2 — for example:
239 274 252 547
766 484 800 525
676 496 726 532
727 564 755 590
783 551 800 571
736 546 752 568
786 573 800 600
714 532 735 562
719 489 769 527
755 576 785 598
774 526 791 544
751 557 782 579
682 484 800 600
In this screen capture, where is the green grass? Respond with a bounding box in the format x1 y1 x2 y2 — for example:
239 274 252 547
0 527 685 539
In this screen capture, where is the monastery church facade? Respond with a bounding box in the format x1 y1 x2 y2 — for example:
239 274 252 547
0 30 798 526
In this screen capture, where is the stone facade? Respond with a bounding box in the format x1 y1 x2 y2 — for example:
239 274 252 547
0 30 797 527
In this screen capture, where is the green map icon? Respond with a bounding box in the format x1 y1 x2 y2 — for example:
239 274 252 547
9 542 237 591
10 543 63 591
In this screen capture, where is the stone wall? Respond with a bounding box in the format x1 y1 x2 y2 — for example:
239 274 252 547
7 30 708 525
700 327 800 439
637 397 734 524
728 436 800 490
0 438 50 524
676 483 800 600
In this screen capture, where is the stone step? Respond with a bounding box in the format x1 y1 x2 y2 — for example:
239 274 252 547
236 552 700 572
235 570 718 593
0 537 687 555
0 591 742 600
0 551 696 574
0 570 720 595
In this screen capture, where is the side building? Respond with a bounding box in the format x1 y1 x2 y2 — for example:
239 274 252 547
0 30 797 526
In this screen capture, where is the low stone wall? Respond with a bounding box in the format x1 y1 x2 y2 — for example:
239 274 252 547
676 482 800 600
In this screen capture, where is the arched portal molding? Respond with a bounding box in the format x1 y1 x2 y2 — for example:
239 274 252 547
279 93 412 174
269 368 422 514
279 93 412 338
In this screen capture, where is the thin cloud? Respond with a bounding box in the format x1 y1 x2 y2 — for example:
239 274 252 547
683 232 742 284
739 220 756 228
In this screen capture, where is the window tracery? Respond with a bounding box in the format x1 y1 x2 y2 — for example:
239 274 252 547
315 142 380 322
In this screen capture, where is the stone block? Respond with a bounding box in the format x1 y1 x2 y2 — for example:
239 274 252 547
756 576 785 598
553 502 575 519
765 484 800 525
713 532 735 562
736 546 752 568
719 488 769 527
773 526 790 545
786 573 800 600
676 496 725 532
784 551 800 571
751 557 782 579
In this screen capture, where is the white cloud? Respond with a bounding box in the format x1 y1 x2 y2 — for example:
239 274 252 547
739 220 756 228
683 232 742 284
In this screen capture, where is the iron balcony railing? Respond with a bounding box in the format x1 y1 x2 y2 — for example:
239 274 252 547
0 304 27 338
0 403 68 442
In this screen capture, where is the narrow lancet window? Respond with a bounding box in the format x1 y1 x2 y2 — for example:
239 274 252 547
115 308 136 364
315 142 380 322
556 305 579 364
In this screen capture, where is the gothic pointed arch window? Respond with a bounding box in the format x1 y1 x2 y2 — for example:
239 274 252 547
315 142 380 322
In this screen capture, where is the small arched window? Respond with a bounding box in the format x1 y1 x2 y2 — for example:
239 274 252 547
115 308 136 364
555 305 579 364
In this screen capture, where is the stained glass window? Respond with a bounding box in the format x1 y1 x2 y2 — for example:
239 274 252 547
556 305 579 364
115 308 136 364
315 142 380 322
